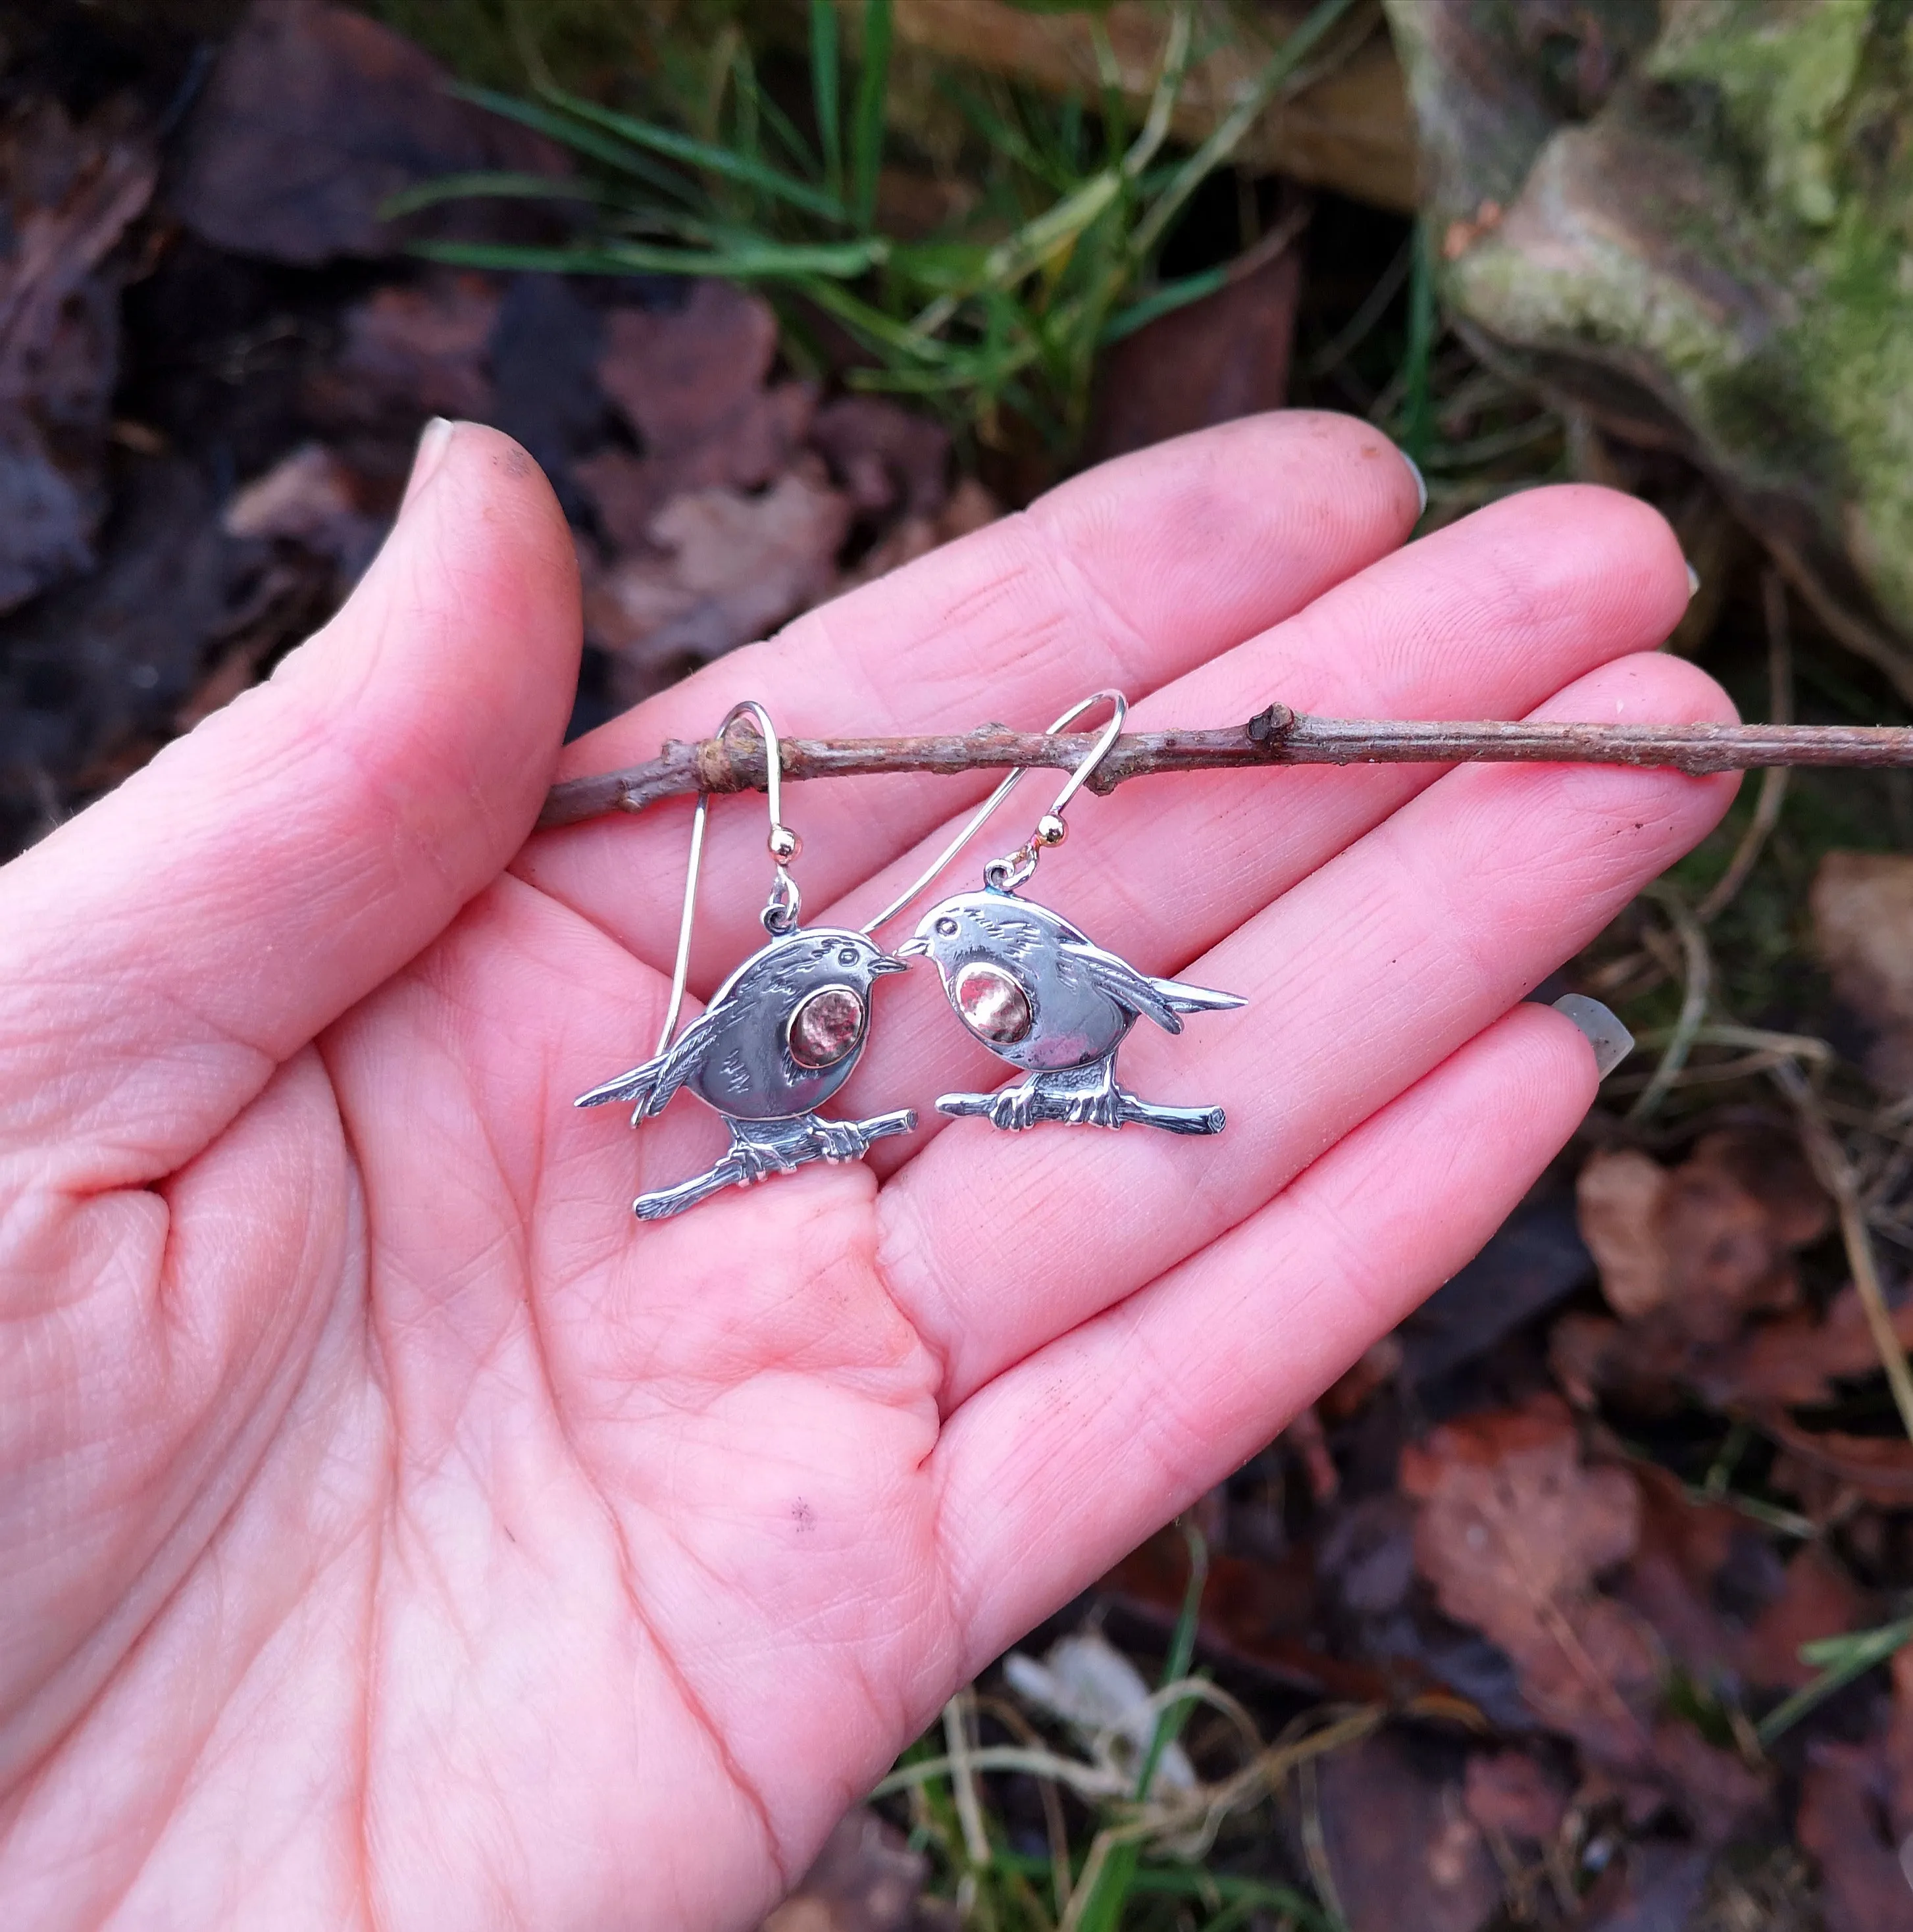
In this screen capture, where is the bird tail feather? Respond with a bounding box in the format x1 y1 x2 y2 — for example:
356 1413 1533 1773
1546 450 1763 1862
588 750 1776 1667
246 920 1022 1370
1150 977 1247 1015
574 1055 668 1119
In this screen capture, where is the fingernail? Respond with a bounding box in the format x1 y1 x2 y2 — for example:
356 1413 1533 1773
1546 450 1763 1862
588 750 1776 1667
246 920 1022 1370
402 417 456 510
1552 994 1634 1080
1685 560 1701 600
1402 451 1428 519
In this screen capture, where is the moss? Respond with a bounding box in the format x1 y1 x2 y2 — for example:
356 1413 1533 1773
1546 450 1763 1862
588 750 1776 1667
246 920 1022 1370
1648 0 1872 228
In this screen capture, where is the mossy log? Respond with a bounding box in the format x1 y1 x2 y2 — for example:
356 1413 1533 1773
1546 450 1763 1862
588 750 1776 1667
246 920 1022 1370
1385 0 1913 696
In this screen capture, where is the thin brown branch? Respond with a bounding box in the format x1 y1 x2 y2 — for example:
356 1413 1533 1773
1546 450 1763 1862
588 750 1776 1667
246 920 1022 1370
538 705 1913 830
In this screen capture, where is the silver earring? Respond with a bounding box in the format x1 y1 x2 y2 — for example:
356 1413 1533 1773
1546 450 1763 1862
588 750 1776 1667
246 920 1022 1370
873 692 1244 1136
576 701 915 1218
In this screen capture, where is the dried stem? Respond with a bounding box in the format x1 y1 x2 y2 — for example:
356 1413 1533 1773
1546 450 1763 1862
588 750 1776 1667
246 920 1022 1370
540 705 1913 830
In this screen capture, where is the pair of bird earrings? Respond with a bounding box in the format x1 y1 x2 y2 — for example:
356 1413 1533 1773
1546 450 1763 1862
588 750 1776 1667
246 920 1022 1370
576 695 1244 1219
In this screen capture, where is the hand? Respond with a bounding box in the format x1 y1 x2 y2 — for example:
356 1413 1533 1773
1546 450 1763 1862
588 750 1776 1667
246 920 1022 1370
0 417 1730 1927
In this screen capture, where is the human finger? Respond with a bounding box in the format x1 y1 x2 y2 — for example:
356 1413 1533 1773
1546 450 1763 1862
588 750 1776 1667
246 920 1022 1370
517 413 1421 986
877 648 1733 1407
826 481 1692 1160
930 1001 1595 1668
0 424 581 1186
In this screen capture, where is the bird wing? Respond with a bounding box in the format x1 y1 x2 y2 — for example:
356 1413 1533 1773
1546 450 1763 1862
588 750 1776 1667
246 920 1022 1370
1061 939 1187 1033
574 1008 719 1122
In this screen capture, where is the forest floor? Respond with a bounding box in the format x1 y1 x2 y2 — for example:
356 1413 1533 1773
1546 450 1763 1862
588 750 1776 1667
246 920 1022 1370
8 5 1913 1930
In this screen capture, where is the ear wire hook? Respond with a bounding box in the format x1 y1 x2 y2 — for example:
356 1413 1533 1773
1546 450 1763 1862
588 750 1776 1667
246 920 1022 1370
654 701 802 1055
861 690 1127 934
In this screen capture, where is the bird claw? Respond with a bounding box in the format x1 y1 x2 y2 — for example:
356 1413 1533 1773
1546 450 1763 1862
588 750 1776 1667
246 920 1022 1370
986 1082 1044 1132
731 1138 802 1185
813 1119 868 1163
1059 1081 1125 1129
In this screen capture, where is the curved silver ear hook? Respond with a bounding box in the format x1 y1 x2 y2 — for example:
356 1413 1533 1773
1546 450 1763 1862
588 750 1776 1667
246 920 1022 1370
861 690 1127 934
654 701 803 1054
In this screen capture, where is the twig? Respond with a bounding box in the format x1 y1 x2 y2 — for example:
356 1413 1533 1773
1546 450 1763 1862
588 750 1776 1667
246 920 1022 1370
539 707 1913 828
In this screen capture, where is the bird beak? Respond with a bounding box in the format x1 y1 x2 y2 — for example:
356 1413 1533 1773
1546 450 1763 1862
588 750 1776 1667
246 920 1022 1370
871 952 911 974
893 938 929 960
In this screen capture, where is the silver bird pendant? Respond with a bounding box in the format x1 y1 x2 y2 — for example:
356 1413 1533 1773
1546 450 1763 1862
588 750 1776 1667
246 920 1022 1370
576 928 914 1218
898 887 1244 1133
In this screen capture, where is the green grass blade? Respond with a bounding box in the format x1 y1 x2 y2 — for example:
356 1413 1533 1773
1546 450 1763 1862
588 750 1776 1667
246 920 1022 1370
536 83 849 224
850 0 894 230
379 171 626 219
411 236 887 280
453 85 700 203
811 0 844 200
1131 0 1362 261
1400 216 1437 467
1100 264 1228 343
1758 1613 1913 1747
1138 1518 1208 1799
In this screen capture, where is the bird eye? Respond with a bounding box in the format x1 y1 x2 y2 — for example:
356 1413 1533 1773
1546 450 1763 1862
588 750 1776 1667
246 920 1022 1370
838 946 858 965
934 917 959 937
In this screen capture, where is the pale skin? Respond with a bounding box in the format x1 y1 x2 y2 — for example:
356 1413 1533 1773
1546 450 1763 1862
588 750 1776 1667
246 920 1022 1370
0 414 1733 1929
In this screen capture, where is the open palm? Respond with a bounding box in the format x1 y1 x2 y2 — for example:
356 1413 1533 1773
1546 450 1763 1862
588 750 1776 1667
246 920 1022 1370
0 418 1731 1928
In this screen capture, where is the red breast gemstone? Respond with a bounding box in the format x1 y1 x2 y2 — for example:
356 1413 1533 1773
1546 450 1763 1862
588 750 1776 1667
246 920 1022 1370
953 962 1033 1044
788 985 865 1069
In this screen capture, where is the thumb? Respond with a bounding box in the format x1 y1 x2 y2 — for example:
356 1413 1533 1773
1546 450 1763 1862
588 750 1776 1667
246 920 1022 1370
0 422 581 1186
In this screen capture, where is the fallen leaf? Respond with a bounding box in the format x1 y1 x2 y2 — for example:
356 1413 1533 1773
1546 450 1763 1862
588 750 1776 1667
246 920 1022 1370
0 95 157 613
1314 1730 1503 1932
1764 1417 1913 1509
1738 1542 1874 1694
1577 1840 1714 1932
1797 1742 1913 1932
837 476 1002 590
584 460 851 701
170 0 565 265
1085 234 1303 462
1401 1397 1660 1767
303 273 499 435
599 280 779 451
1397 1183 1594 1388
1694 1282 1913 1410
762 1808 957 1932
809 395 950 519
1577 1130 1827 1343
221 443 385 578
1814 852 1913 1095
1462 1747 1569 1846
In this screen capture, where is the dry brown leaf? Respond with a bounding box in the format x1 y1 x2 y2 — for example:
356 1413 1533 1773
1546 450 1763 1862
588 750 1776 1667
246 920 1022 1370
170 0 565 265
1314 1731 1504 1932
1085 238 1302 464
1814 852 1913 1094
809 395 950 519
1401 1396 1660 1767
1462 1748 1568 1847
1738 1543 1874 1694
1576 1131 1827 1343
576 383 815 553
584 461 851 701
304 274 499 433
599 280 779 453
0 96 157 613
1797 1743 1913 1932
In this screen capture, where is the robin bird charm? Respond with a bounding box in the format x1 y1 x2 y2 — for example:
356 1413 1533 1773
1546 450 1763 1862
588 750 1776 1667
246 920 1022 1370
898 886 1244 1134
576 927 914 1218
575 699 915 1221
